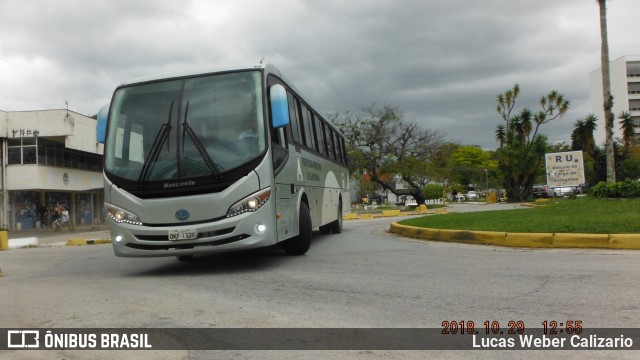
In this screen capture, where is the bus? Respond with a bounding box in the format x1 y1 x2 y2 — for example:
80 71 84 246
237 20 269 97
96 64 350 259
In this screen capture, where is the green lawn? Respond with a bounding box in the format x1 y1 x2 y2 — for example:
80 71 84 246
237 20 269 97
398 198 640 234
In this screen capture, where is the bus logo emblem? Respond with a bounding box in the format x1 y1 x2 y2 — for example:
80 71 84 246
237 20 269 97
175 209 190 221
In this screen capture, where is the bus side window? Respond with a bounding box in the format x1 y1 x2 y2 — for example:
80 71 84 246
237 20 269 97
287 92 302 144
314 113 326 155
333 131 343 164
325 124 335 160
300 106 315 150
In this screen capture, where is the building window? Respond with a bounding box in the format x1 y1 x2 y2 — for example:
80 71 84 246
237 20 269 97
7 138 37 165
6 137 103 171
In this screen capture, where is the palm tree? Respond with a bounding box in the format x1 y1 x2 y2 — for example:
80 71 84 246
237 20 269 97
597 0 616 182
618 111 635 150
571 115 598 157
584 114 598 156
572 120 586 150
495 124 506 148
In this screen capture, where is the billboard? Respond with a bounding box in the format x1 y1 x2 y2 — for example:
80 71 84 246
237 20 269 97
545 151 585 188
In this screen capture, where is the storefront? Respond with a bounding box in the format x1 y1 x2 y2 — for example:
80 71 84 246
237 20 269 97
1 109 104 230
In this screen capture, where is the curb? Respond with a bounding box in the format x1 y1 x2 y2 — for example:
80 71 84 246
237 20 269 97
389 222 640 250
344 209 441 220
65 238 112 246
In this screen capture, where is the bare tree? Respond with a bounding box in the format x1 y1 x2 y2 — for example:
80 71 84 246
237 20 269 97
332 103 445 204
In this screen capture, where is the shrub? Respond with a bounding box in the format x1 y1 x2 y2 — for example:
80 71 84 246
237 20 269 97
422 184 444 200
591 179 640 198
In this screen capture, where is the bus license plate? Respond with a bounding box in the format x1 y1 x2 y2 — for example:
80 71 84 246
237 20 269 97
168 229 197 241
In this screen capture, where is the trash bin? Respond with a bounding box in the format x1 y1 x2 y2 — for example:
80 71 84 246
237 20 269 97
486 191 497 204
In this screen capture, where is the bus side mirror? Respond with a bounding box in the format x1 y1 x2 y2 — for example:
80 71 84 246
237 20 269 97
270 84 289 129
96 104 109 144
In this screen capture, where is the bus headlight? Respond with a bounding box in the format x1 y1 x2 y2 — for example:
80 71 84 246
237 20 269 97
227 187 271 218
105 203 143 225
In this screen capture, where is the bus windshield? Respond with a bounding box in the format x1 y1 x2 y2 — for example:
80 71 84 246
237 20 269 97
105 71 265 186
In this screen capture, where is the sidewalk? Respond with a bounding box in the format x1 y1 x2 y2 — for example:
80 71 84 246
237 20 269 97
7 224 111 247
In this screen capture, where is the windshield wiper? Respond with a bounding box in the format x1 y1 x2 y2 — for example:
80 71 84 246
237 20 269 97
138 101 174 187
181 101 223 178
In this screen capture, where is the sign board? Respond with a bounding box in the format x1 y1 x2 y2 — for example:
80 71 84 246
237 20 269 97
545 151 585 188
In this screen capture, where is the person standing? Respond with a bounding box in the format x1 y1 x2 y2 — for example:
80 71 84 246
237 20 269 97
37 203 48 229
51 202 62 230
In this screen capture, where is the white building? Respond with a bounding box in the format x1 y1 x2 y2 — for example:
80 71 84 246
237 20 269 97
0 109 104 230
589 55 640 141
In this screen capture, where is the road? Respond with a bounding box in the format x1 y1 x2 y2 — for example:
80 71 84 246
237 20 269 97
1 209 639 359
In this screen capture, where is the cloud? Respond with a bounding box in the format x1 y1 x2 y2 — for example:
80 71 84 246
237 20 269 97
0 0 638 148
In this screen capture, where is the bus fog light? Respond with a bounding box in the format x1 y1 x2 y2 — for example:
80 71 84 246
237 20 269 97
254 223 267 234
115 235 123 243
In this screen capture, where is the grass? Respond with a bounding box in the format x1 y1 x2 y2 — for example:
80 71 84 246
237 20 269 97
398 198 640 234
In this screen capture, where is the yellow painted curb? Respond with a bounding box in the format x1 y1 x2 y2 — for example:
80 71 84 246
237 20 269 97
416 227 440 240
609 234 640 249
359 214 375 219
66 238 87 246
504 232 554 248
381 210 401 217
90 239 112 245
473 230 508 245
553 233 610 249
66 238 112 246
389 222 640 250
343 213 359 220
438 229 478 243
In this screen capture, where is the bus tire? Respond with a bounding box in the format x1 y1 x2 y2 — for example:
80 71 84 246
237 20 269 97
282 202 312 255
177 255 194 262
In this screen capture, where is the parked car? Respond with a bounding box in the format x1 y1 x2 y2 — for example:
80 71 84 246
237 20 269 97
532 185 548 198
466 191 479 200
547 186 575 197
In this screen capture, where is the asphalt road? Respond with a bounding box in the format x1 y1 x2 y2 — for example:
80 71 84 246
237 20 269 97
1 210 639 359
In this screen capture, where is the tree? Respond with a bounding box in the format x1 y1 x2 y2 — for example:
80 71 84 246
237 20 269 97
597 0 616 182
571 114 598 157
332 103 445 204
618 111 635 150
495 85 569 202
495 125 506 148
447 146 497 190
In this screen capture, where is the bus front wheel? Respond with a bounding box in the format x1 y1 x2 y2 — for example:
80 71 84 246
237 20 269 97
282 203 312 255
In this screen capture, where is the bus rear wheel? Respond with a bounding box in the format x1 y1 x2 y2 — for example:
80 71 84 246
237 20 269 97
282 202 312 255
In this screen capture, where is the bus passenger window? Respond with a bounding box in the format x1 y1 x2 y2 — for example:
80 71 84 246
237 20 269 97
301 106 315 150
314 116 325 155
287 92 301 144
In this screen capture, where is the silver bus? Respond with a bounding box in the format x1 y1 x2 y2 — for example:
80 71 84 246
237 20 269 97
97 64 349 259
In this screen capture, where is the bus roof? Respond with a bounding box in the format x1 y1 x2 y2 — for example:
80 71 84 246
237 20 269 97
116 63 341 134
118 63 283 86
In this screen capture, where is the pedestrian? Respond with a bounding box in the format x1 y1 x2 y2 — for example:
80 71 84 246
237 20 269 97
60 207 70 231
37 203 48 229
51 202 62 230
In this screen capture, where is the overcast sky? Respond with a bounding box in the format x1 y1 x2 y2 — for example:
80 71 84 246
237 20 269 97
1 0 638 149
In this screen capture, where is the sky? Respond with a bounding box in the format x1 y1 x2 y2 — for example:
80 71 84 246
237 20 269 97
0 0 639 150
